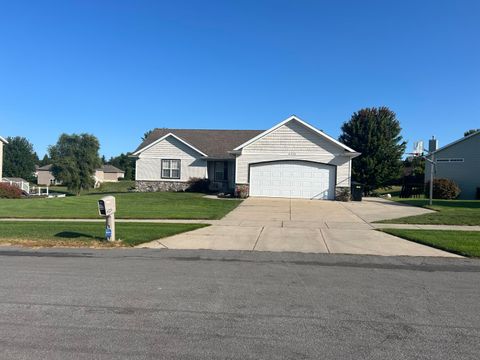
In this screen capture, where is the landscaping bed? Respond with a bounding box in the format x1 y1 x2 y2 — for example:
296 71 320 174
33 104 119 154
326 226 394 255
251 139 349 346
0 192 241 220
382 229 480 257
0 221 208 247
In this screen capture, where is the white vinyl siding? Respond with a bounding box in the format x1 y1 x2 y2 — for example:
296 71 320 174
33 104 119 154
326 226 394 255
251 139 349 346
235 120 352 187
136 136 206 181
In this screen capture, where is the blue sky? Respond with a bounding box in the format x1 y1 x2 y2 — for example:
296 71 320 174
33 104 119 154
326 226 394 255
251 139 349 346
0 0 479 158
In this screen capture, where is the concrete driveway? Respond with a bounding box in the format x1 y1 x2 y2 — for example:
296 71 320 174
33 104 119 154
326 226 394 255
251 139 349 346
142 197 458 257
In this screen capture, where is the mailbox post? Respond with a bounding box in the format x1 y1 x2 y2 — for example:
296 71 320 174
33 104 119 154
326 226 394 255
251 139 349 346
98 196 116 242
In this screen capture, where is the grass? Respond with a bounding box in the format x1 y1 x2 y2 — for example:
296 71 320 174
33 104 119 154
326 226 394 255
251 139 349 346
376 186 402 197
0 221 208 247
382 229 480 257
49 180 136 195
378 198 480 225
0 192 241 220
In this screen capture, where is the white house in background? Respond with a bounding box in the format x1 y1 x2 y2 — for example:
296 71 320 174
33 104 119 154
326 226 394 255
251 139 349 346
0 135 7 180
94 165 125 187
132 115 360 200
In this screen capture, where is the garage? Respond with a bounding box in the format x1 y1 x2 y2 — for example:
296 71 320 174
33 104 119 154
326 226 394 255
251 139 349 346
249 161 336 199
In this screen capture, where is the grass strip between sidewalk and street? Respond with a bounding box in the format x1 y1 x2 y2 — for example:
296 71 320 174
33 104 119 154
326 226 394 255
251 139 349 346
0 221 208 247
382 229 480 257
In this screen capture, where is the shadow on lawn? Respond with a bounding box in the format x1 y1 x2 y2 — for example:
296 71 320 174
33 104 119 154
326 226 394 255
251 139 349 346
54 232 102 240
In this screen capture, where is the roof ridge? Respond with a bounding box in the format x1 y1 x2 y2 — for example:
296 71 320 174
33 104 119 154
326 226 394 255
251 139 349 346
153 128 264 132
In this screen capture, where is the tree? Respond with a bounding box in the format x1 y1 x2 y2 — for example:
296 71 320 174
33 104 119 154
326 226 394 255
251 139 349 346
142 130 154 141
48 134 101 195
3 136 37 181
39 154 51 166
464 129 479 137
108 153 136 180
339 107 407 193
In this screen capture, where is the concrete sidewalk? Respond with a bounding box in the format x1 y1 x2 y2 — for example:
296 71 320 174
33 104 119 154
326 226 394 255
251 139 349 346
0 217 479 232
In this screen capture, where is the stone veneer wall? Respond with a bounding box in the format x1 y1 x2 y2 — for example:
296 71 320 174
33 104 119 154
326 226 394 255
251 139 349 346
136 180 189 192
234 184 249 199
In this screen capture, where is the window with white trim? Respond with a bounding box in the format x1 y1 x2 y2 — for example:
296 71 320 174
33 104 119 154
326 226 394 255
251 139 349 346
161 159 181 179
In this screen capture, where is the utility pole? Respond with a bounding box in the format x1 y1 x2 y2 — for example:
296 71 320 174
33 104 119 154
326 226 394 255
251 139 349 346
427 153 434 206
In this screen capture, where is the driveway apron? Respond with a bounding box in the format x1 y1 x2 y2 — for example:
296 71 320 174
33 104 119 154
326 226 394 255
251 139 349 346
139 197 458 257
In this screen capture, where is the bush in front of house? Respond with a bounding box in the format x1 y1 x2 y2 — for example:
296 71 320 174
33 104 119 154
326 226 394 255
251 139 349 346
186 177 210 193
425 178 461 200
0 183 23 199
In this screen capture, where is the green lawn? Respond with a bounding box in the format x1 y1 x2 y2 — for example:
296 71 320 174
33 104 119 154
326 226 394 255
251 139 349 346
0 221 208 247
49 181 136 195
378 198 480 225
0 192 242 220
382 229 480 257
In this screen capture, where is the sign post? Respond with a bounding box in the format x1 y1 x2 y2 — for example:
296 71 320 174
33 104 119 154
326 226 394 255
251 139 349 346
98 196 116 242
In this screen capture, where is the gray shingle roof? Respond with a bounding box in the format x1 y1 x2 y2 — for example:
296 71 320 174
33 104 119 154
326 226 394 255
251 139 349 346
37 164 53 171
100 165 124 173
37 164 124 173
134 128 264 159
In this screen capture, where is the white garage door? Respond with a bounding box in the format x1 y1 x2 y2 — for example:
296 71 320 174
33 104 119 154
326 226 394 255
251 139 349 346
249 161 336 200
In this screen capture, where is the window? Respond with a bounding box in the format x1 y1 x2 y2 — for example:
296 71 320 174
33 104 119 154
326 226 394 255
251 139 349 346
161 159 181 179
214 161 228 182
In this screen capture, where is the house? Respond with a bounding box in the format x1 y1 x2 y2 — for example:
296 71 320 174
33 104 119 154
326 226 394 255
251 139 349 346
132 115 360 200
37 164 125 186
36 164 62 185
0 135 7 180
94 165 125 186
425 131 480 199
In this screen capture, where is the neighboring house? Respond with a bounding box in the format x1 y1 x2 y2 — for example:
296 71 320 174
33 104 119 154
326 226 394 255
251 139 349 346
425 131 480 200
132 115 360 200
36 164 62 185
94 165 125 185
37 164 125 187
0 135 7 180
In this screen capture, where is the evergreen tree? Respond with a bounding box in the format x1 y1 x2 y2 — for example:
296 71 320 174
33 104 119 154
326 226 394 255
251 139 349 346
339 107 406 193
464 129 479 137
48 134 101 195
39 154 51 166
108 153 136 180
142 130 154 141
3 136 37 181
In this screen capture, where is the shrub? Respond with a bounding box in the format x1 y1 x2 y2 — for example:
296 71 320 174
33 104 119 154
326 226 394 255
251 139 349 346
425 178 461 200
234 185 249 199
335 187 351 201
186 177 210 193
0 183 23 199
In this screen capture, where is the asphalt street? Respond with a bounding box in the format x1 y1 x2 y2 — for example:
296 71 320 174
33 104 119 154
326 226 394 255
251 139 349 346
0 248 479 359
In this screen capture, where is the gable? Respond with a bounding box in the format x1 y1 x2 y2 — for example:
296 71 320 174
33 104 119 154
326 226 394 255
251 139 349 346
243 119 347 155
234 116 357 154
139 135 204 159
434 132 480 159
